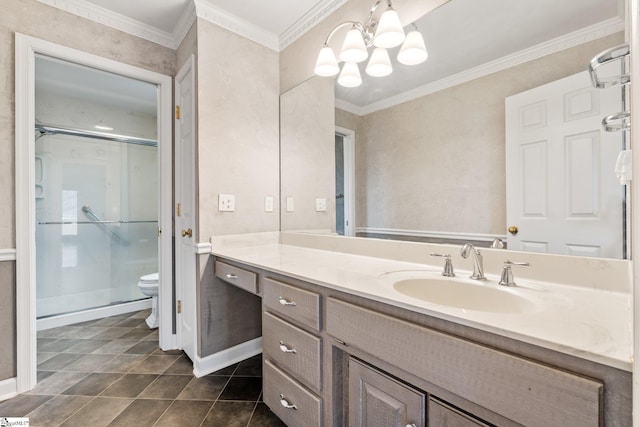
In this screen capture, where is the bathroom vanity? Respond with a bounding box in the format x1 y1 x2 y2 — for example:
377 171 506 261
211 236 632 427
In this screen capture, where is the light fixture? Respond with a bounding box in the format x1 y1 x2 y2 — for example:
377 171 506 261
314 0 428 87
338 62 362 88
398 24 428 65
366 48 392 77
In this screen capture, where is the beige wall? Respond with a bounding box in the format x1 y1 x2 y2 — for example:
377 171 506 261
196 18 280 240
1 0 176 382
281 77 336 232
336 32 624 236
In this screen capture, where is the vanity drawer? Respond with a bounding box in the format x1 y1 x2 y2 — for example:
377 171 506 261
263 278 321 331
428 398 492 427
326 297 602 427
263 311 322 390
264 359 322 427
215 260 257 294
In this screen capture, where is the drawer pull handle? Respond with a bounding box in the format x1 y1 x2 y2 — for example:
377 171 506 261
225 273 238 280
279 341 297 354
279 394 298 410
405 424 417 427
278 297 296 306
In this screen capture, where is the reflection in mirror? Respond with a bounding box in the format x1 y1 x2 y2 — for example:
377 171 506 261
280 0 629 259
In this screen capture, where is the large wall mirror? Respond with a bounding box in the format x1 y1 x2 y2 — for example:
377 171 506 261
280 0 629 259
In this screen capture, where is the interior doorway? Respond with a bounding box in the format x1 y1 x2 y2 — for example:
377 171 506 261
335 127 356 237
15 34 174 393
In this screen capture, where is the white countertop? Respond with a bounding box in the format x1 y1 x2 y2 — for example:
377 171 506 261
211 242 633 371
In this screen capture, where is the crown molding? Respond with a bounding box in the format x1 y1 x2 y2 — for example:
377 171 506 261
279 0 349 50
194 0 279 51
173 1 197 48
35 0 177 49
338 17 625 116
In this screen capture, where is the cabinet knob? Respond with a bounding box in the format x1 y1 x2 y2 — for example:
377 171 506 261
279 341 297 354
278 297 296 306
279 394 298 410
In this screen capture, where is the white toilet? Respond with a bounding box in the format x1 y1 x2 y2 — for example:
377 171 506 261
137 272 159 329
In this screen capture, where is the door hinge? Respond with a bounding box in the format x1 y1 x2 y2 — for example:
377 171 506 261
158 227 162 236
175 105 181 120
176 203 181 217
177 300 182 314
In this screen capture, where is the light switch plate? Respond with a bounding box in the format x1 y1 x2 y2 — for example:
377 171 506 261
218 194 235 212
315 198 327 212
286 197 294 212
265 196 274 212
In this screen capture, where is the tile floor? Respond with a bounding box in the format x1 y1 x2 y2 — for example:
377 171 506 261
0 309 286 427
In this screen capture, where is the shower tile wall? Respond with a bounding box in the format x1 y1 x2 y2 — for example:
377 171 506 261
35 87 158 317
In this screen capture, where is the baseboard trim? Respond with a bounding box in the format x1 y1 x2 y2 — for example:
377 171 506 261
0 377 17 401
37 299 152 331
193 337 262 378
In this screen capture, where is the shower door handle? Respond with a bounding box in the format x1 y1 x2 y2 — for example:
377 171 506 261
181 228 193 238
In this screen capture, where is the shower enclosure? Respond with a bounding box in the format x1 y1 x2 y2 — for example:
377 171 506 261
35 130 158 318
34 55 160 319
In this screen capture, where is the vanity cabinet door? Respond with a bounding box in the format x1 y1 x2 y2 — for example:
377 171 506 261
428 398 492 427
348 357 425 427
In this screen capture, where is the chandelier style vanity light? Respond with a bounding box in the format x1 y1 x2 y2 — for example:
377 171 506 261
314 0 428 88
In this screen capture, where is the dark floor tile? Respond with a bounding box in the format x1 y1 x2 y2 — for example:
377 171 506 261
154 400 214 427
142 329 159 341
65 326 110 339
234 354 262 377
65 339 111 354
37 353 85 371
115 318 146 328
26 395 92 427
128 355 180 374
28 372 89 395
94 354 147 373
138 374 192 399
249 402 286 427
62 354 115 372
118 328 153 340
62 372 122 396
210 362 238 376
177 376 229 401
201 401 255 427
153 348 184 356
100 373 158 398
91 316 130 327
37 338 58 348
37 352 57 365
90 327 131 340
128 309 151 319
37 371 55 382
106 398 172 427
0 394 52 417
60 396 132 427
218 376 262 402
91 339 139 355
163 355 193 375
39 339 82 352
123 340 158 355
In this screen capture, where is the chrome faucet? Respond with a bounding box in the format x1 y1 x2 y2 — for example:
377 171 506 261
460 243 486 280
430 253 455 277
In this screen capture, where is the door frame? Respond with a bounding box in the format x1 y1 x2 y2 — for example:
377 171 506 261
336 126 356 236
174 54 198 359
15 33 175 392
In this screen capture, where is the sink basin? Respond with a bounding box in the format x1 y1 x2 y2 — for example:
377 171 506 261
393 278 535 313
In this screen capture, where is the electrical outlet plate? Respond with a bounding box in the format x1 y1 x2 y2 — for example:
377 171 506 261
286 197 294 212
218 194 235 212
265 196 274 212
315 198 327 212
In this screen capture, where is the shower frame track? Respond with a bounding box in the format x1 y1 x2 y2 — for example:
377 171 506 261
35 123 158 147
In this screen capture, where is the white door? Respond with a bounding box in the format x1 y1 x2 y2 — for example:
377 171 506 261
175 55 197 361
506 71 624 258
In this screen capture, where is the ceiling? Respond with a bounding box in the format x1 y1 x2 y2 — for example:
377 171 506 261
37 0 624 111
